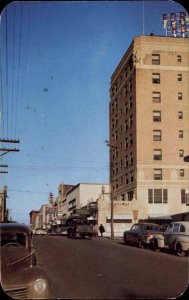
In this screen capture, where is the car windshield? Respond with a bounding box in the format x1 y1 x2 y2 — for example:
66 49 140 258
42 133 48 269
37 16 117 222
0 232 26 247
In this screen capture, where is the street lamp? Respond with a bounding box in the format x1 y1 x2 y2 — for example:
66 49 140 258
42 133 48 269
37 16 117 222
105 140 118 238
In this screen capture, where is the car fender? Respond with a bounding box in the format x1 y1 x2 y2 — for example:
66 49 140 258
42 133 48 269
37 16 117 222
153 234 165 248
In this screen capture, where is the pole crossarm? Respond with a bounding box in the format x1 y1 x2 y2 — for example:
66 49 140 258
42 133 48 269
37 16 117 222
0 148 20 152
0 138 20 143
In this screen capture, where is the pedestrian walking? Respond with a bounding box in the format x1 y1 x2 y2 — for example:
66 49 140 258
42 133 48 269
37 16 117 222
99 224 105 237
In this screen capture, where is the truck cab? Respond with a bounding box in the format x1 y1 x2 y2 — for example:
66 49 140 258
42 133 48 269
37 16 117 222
66 216 94 239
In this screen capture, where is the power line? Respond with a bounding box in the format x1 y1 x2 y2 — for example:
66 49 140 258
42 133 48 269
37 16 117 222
5 8 9 137
15 3 23 138
11 2 16 137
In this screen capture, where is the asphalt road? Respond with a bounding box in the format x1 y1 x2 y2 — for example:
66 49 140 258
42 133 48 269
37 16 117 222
34 235 189 299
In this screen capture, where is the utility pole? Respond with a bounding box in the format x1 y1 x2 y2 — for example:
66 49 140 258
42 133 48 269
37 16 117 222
105 140 118 238
0 139 20 172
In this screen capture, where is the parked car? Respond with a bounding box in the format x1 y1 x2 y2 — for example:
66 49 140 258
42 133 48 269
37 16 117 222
0 223 50 299
35 228 46 235
47 225 67 236
66 216 95 239
160 224 169 232
123 222 161 248
151 221 189 257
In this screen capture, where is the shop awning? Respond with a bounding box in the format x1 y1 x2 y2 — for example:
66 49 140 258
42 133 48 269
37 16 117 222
148 215 172 220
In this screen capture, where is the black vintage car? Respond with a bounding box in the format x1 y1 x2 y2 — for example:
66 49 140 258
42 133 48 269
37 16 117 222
123 222 161 248
0 223 50 299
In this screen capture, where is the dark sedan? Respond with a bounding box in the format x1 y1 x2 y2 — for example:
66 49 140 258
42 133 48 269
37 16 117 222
0 223 50 299
123 222 161 248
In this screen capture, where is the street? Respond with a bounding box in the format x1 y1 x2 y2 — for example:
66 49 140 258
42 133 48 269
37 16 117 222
34 235 188 299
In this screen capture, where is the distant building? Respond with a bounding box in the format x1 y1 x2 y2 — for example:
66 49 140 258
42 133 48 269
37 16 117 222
55 183 75 220
38 204 51 229
109 35 189 224
29 210 40 229
65 183 109 217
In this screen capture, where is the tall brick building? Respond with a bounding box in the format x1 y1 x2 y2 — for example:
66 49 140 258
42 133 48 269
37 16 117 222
109 35 189 223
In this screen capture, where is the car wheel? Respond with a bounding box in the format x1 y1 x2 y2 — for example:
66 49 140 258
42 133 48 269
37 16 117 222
152 239 159 252
176 243 185 257
71 232 76 239
137 240 143 248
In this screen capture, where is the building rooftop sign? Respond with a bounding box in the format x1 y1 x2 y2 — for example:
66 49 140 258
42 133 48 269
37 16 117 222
162 12 189 37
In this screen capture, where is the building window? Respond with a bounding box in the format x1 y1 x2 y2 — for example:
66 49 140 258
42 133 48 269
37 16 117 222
178 92 183 100
154 169 162 180
125 155 129 167
163 189 168 203
127 190 133 201
125 102 128 114
129 134 133 146
153 111 161 122
152 73 160 84
126 174 129 184
178 111 183 119
130 170 134 182
68 199 76 210
152 91 161 103
148 189 168 204
153 130 161 141
154 189 162 203
179 130 183 138
152 54 160 65
148 189 153 203
129 78 132 91
125 137 129 149
130 152 133 165
129 115 133 128
177 74 182 81
181 189 186 204
124 67 128 78
153 149 162 160
179 149 184 157
177 55 182 63
121 193 125 201
180 169 184 177
129 96 132 110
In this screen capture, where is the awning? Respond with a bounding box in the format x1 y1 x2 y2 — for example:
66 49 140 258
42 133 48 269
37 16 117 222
148 215 172 220
106 214 132 220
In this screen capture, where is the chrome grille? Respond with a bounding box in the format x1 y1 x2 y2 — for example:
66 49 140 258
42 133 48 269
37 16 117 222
4 284 28 299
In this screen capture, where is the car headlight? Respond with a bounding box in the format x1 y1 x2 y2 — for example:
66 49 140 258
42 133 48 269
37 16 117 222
33 278 47 294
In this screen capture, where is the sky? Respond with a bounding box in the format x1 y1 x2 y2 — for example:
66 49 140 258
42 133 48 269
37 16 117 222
0 0 187 224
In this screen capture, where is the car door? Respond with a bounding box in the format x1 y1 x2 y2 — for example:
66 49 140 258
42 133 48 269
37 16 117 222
130 224 141 244
169 223 180 247
164 223 173 246
127 224 138 243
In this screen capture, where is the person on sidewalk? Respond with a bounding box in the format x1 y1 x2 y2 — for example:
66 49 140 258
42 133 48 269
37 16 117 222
99 224 105 237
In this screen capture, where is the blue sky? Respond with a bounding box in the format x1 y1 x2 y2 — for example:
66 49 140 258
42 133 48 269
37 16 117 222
0 1 186 224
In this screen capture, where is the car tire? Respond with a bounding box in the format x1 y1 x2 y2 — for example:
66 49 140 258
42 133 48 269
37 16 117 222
152 239 159 252
176 243 185 257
